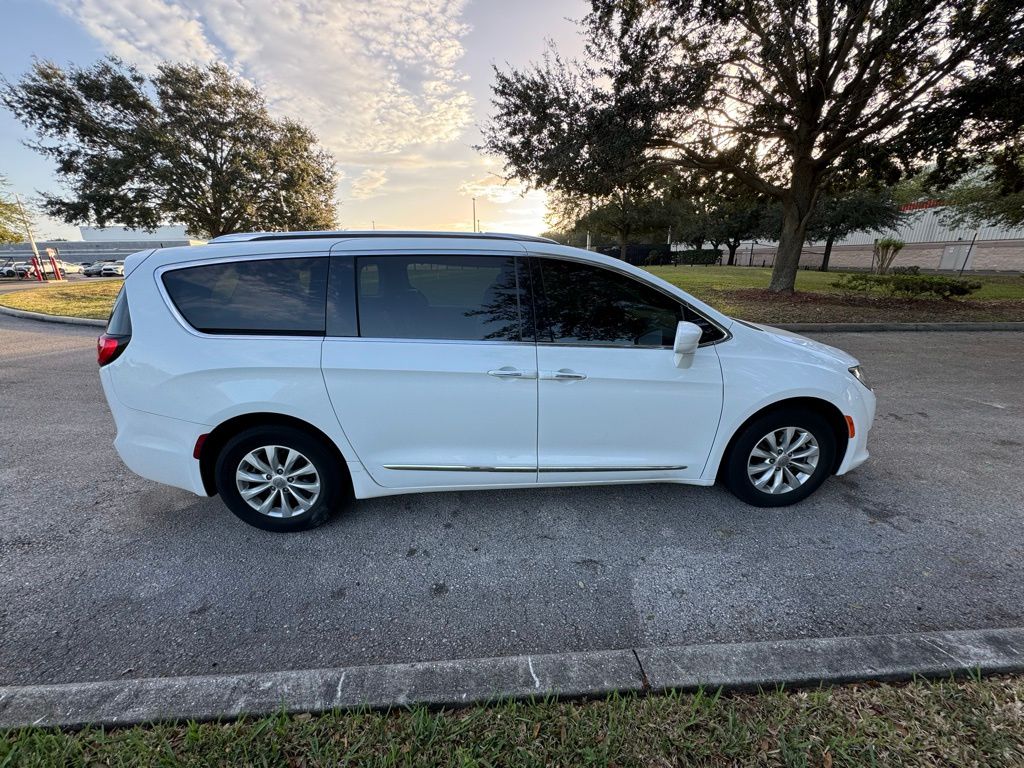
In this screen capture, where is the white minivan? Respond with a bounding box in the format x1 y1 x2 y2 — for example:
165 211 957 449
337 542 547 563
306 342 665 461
98 232 875 532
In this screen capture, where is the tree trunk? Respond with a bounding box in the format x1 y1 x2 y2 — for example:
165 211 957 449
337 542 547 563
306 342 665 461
618 230 628 262
819 234 835 272
769 164 817 293
726 238 740 266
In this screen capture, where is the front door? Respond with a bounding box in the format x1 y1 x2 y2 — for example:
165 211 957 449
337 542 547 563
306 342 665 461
531 256 724 483
321 252 538 489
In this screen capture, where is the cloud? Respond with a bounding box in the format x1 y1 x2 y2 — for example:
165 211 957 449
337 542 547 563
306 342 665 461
349 169 388 199
46 0 475 162
458 175 532 204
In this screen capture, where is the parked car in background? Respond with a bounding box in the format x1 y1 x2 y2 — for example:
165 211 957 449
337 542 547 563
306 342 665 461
0 259 24 277
100 261 125 277
59 259 84 274
15 260 65 279
98 231 876 533
83 260 114 277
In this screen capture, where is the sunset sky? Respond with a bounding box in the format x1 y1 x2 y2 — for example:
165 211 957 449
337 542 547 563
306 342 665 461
0 0 588 240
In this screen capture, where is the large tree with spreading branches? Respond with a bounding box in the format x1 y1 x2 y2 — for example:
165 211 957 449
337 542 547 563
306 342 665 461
2 59 338 238
484 0 1024 292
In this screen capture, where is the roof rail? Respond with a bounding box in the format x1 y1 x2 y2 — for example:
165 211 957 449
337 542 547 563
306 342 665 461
208 230 559 245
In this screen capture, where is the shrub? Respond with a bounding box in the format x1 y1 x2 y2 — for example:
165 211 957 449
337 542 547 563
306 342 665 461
873 237 906 274
831 272 882 295
832 271 981 300
885 274 982 300
891 265 921 275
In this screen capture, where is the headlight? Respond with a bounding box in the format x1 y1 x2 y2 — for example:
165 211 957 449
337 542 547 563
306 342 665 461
849 365 871 390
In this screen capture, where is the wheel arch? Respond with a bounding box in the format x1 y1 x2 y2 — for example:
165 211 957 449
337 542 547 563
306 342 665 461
715 396 850 480
198 412 351 496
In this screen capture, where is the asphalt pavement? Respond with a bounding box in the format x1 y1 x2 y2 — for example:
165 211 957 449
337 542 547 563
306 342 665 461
1 313 1022 686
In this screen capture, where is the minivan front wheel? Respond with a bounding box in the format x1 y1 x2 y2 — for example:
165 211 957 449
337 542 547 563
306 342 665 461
723 407 836 507
215 426 344 531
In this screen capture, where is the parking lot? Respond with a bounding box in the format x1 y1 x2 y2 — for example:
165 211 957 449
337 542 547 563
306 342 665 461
1 312 1023 686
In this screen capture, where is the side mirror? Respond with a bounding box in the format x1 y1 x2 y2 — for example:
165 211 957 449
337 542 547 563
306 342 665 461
673 321 703 366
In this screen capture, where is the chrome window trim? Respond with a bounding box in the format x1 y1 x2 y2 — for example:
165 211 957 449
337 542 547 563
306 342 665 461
324 336 537 348
526 251 732 348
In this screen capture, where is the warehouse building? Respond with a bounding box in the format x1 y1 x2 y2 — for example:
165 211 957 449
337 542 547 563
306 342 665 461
741 201 1024 271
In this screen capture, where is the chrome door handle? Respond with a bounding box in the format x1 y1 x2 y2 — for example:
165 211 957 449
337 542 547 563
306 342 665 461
487 367 536 379
541 369 587 380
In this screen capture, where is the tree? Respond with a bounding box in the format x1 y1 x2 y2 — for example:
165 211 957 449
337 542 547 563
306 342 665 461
941 170 1024 229
484 0 1024 293
690 175 771 265
2 59 338 238
0 176 24 244
552 186 670 260
805 186 904 271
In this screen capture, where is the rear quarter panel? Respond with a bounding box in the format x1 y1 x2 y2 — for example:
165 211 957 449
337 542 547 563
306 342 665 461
105 250 364 468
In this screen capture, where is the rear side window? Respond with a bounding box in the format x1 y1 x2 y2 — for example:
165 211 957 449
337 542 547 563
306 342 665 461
162 257 328 335
106 287 132 336
355 255 524 341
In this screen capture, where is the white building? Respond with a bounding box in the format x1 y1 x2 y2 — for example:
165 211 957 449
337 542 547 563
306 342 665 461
79 225 190 242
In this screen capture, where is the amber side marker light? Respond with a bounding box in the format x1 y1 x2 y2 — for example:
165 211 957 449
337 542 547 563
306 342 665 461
844 415 856 438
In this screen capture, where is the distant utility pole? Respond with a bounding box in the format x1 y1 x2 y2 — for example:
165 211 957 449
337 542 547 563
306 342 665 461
15 194 41 262
477 219 481 233
472 197 477 232
371 219 375 230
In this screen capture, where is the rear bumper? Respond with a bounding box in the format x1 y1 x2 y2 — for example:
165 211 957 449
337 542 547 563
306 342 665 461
101 369 210 496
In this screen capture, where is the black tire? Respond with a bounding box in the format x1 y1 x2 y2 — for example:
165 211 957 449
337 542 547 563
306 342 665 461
214 425 348 532
723 407 836 507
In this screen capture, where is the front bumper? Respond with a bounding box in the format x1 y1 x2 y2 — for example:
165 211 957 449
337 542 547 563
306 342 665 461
836 384 876 475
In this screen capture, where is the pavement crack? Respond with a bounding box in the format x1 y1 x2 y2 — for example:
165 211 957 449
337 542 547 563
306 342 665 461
631 649 651 691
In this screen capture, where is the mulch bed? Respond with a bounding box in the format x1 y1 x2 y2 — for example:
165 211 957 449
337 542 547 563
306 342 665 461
706 288 1024 324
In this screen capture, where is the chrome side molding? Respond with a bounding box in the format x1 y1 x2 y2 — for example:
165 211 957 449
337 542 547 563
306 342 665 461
383 464 687 473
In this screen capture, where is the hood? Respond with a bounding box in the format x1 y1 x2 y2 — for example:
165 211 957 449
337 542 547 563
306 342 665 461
748 321 859 368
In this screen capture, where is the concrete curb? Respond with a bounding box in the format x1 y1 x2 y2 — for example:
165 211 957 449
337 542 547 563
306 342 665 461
2 627 1022 729
776 321 1024 333
0 303 106 327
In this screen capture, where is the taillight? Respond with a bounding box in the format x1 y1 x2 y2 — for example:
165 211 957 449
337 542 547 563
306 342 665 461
97 333 129 366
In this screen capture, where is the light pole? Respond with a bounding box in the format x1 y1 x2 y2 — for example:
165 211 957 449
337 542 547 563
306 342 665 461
472 197 477 232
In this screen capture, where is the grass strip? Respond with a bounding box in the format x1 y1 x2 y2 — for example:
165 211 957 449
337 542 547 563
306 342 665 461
0 281 121 320
3 675 1023 767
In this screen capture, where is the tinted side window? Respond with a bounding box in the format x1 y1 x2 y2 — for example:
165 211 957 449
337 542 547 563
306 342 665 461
162 257 328 335
356 255 523 341
537 259 723 346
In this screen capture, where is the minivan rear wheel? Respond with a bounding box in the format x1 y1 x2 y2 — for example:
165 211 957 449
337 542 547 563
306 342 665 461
723 407 836 507
215 426 345 531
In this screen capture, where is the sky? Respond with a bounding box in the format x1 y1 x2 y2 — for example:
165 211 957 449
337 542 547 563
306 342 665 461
0 0 588 240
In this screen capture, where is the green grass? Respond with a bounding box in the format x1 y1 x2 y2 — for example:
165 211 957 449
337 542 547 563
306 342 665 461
645 265 1024 300
0 280 121 320
4 677 1024 766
